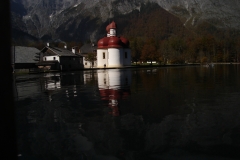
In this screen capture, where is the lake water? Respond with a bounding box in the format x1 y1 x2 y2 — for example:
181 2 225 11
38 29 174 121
14 65 240 160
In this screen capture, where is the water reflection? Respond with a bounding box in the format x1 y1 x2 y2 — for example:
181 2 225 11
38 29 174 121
98 69 131 116
42 72 86 103
44 73 61 90
14 65 240 159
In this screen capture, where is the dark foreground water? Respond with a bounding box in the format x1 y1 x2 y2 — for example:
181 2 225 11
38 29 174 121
14 65 240 160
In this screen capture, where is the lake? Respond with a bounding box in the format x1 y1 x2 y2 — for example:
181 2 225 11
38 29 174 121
14 65 240 160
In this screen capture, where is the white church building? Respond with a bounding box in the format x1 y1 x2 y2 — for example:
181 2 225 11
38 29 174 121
97 21 131 68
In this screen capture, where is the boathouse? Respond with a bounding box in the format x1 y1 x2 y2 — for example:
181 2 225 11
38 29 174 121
36 44 84 71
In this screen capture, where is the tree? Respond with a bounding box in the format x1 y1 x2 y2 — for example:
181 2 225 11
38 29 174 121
236 38 240 62
140 38 159 64
185 37 198 63
167 36 186 64
160 40 170 64
130 37 144 64
130 38 139 64
85 53 97 68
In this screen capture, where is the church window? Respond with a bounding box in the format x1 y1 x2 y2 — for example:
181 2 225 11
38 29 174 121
103 52 105 59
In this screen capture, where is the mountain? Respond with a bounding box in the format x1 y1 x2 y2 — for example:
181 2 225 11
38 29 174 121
10 0 240 44
156 0 240 30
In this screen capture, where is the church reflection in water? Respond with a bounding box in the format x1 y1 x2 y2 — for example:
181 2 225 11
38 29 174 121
97 69 131 116
41 69 131 116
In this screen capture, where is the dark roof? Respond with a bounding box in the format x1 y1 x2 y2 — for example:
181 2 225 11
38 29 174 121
42 46 78 57
11 46 41 63
76 52 88 57
79 43 97 54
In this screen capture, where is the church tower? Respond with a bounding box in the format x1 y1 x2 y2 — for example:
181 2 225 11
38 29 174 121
97 21 131 68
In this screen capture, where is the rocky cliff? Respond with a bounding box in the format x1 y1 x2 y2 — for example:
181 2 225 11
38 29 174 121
154 0 240 29
10 0 240 44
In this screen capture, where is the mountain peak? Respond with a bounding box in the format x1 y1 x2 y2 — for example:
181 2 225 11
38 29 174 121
11 0 240 44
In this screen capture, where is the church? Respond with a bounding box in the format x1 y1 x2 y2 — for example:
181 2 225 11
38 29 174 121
97 21 131 68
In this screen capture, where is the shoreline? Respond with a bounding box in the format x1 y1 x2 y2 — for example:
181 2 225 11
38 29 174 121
13 63 240 74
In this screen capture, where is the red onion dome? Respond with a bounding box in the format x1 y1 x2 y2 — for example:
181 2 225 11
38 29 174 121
108 21 117 29
108 36 123 48
106 24 110 33
120 37 130 48
97 37 110 49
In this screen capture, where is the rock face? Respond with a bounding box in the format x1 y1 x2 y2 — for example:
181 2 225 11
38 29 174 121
153 0 240 29
10 0 240 43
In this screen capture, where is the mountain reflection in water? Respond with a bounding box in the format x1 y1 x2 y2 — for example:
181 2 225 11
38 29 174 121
14 66 240 159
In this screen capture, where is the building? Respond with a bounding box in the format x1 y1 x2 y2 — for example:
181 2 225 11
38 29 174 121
11 46 40 72
36 44 84 71
97 21 131 68
79 43 97 68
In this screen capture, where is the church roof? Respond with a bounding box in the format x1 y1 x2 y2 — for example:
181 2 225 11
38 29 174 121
108 36 123 48
98 37 110 49
106 21 117 33
98 21 129 49
98 36 129 49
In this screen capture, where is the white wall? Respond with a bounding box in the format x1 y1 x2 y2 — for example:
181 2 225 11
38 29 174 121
97 48 131 68
97 49 108 68
108 48 123 67
110 29 116 36
43 56 60 62
83 57 97 68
